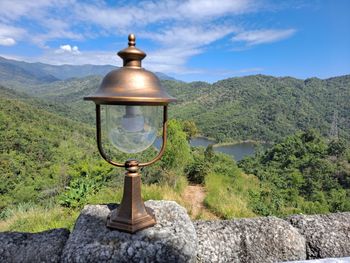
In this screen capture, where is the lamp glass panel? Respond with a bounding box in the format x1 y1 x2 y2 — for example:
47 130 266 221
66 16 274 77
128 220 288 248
106 105 161 153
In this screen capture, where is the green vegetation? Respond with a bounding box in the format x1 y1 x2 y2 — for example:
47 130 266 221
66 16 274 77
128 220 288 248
203 152 259 219
4 69 350 144
0 90 260 231
239 130 350 216
165 75 350 142
1 71 350 233
0 86 118 211
0 203 79 232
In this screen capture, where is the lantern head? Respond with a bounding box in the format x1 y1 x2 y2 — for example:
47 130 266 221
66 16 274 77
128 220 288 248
84 34 176 154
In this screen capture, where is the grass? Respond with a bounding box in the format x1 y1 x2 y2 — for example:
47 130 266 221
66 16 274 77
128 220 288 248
0 171 261 232
204 171 259 219
87 175 191 212
0 177 190 233
0 203 79 232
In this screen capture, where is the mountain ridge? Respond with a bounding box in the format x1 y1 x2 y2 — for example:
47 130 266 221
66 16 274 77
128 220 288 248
1 56 349 143
0 56 177 85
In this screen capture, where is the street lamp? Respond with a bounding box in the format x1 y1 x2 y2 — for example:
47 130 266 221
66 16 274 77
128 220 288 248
84 34 176 233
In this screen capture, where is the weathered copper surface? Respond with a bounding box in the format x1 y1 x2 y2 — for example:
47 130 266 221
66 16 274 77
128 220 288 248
84 34 176 105
106 160 156 233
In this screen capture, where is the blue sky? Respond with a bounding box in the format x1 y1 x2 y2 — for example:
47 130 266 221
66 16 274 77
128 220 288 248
0 0 349 82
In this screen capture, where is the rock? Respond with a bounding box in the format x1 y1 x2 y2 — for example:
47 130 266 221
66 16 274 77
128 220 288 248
288 212 350 259
194 217 306 263
61 200 197 263
283 257 350 262
0 228 70 263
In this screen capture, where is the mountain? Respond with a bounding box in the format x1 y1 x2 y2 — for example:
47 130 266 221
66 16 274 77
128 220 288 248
164 74 350 142
1 61 349 143
154 72 178 81
0 57 58 87
0 56 176 89
28 74 350 143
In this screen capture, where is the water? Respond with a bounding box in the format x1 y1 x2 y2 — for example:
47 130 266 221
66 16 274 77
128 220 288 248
214 143 256 161
190 137 216 147
154 137 265 161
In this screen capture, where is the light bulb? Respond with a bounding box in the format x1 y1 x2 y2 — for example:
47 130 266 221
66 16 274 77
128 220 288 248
106 105 161 153
121 106 144 132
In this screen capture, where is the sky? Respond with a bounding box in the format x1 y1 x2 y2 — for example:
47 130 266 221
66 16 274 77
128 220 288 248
0 0 349 83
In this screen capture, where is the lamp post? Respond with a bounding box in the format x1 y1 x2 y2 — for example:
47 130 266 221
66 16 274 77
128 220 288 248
84 34 176 233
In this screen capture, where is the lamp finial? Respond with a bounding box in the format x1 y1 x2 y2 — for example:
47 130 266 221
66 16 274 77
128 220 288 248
128 34 136 46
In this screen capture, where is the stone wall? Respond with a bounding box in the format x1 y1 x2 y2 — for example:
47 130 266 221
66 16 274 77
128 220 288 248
1 201 350 263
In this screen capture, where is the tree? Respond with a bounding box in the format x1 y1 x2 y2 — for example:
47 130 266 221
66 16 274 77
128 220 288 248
182 120 198 141
154 120 193 188
328 139 347 157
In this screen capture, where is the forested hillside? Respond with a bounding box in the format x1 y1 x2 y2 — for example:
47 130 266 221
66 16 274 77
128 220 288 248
166 74 350 142
6 73 349 144
239 130 350 216
0 86 115 210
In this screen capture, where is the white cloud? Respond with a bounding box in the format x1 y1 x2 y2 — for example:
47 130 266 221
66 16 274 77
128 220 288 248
0 23 25 46
0 0 62 22
178 0 255 20
0 1 81 46
33 18 84 47
74 0 255 30
66 0 254 74
141 25 237 73
0 37 16 46
145 47 203 73
55 44 81 54
232 29 296 46
0 0 290 76
142 25 236 48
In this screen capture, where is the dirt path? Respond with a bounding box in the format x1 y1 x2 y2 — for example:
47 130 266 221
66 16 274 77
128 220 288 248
182 185 218 219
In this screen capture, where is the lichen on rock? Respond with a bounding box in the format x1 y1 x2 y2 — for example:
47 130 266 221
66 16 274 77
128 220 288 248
61 200 197 263
288 212 350 259
0 228 70 263
194 216 306 263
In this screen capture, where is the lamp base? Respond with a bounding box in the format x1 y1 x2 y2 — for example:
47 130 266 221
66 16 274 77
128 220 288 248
106 159 156 233
107 206 156 233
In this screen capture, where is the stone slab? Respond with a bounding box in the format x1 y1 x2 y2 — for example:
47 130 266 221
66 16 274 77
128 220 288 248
288 212 350 259
283 257 350 262
194 217 306 263
61 200 197 263
0 228 70 263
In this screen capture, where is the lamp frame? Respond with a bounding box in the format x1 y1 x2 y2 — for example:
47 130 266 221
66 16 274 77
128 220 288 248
84 34 175 233
95 104 168 233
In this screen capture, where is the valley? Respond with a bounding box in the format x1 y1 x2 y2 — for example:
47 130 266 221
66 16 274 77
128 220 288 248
0 56 349 232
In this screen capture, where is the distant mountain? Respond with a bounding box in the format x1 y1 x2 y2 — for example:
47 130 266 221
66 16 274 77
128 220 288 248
0 56 177 88
154 72 178 81
0 57 58 86
27 63 116 80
